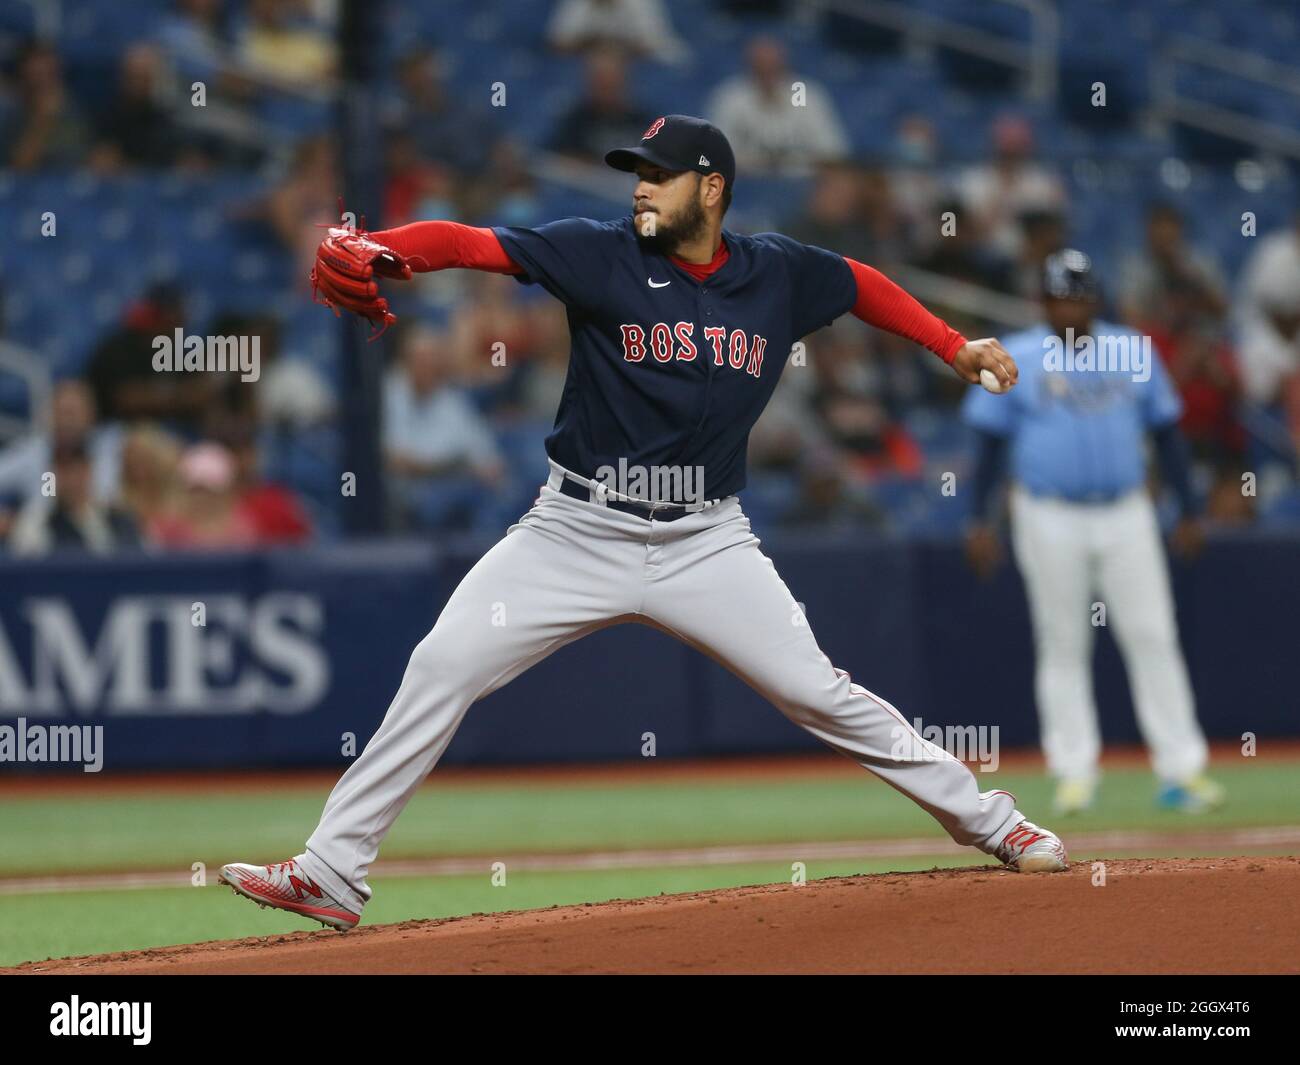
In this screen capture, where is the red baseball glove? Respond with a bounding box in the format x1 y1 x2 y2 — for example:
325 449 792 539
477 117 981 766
310 226 413 337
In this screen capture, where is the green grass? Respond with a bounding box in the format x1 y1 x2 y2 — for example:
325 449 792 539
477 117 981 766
1 757 1297 966
4 760 1296 878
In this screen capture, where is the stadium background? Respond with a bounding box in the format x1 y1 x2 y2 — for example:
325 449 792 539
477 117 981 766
0 0 1298 967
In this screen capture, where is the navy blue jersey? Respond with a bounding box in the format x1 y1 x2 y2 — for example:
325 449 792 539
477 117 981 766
493 216 856 501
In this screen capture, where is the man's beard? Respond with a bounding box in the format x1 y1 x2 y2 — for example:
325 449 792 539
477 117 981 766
634 195 708 257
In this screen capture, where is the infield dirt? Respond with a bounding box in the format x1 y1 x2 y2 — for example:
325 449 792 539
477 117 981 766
9 856 1297 975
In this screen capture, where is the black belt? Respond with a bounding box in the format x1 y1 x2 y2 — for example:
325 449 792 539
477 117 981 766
556 477 710 523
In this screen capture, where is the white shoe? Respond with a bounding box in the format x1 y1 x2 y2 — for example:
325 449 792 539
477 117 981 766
995 818 1069 873
219 858 359 930
1053 777 1096 815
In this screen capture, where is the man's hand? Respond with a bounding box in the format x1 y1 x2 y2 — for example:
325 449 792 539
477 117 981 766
952 338 1018 391
964 522 1003 579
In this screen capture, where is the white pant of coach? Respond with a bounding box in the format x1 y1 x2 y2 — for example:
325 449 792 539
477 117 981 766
297 462 1025 914
1009 485 1208 784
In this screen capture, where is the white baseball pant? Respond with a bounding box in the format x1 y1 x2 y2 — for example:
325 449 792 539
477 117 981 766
298 462 1024 913
1009 485 1208 784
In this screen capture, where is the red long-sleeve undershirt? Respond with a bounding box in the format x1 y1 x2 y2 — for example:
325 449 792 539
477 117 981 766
369 221 966 363
371 220 522 274
843 257 967 364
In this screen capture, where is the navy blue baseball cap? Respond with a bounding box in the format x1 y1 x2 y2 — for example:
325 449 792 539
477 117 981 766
605 114 736 190
1042 248 1100 301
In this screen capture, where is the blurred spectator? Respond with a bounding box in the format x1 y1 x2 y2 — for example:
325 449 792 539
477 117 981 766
547 0 687 64
547 48 653 164
786 162 880 265
236 0 336 92
157 0 269 169
205 312 335 430
515 302 573 423
1 40 89 170
8 441 139 556
149 442 258 549
709 36 848 177
1236 210 1300 413
1151 324 1244 472
86 284 218 434
384 130 456 227
958 114 1067 258
779 455 885 531
258 354 336 431
1120 203 1227 331
260 135 340 271
384 326 507 531
448 272 538 394
808 323 923 479
1117 203 1241 476
0 380 123 532
856 164 911 268
118 424 182 537
915 199 1013 292
1010 208 1067 300
384 51 495 179
157 0 232 87
888 114 944 242
461 139 542 227
222 423 313 545
89 43 179 171
749 359 827 474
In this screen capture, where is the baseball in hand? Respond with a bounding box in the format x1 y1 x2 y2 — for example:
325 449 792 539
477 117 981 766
979 368 1005 394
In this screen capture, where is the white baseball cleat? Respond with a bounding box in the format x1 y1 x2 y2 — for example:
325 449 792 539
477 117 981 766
219 859 359 930
994 818 1069 873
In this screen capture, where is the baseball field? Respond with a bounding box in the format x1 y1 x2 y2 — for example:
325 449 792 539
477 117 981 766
4 744 1298 974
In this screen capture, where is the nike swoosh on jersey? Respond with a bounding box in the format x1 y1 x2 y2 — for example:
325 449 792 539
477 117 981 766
647 278 671 288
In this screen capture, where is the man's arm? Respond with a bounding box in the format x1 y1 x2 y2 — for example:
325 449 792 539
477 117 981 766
963 428 1010 579
842 257 1018 390
969 429 1011 524
311 221 525 332
1150 419 1205 558
367 221 522 275
1150 421 1197 518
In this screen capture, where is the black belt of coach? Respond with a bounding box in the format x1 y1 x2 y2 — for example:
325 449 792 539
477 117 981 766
556 477 709 523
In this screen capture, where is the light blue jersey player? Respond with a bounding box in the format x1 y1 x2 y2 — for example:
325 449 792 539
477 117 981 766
964 250 1224 815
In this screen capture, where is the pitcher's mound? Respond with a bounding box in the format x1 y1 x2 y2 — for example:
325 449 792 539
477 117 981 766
14 856 1300 975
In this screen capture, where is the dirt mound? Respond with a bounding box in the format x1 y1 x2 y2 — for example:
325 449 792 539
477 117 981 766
11 857 1298 975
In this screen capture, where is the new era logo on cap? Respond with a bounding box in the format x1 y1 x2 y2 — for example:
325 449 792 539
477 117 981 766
606 115 736 190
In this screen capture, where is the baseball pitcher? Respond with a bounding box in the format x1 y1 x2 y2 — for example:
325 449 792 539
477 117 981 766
221 116 1067 930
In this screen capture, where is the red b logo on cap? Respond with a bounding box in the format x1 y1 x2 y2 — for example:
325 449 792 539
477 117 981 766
642 117 666 140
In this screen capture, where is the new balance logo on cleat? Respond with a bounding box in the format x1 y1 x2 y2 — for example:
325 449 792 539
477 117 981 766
219 859 360 930
289 872 324 900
